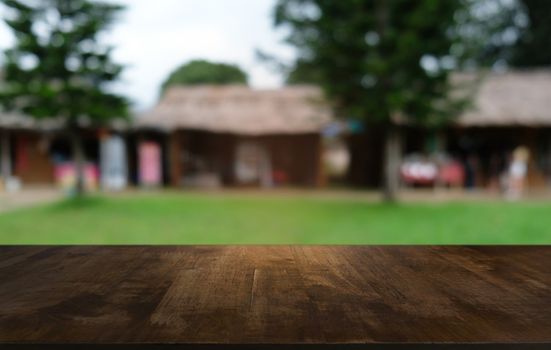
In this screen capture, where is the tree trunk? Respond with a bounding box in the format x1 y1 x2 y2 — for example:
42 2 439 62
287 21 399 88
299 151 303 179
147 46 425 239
1 131 11 182
71 131 85 196
383 126 401 202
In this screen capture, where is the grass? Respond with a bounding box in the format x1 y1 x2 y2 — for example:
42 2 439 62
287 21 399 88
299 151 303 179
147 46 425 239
0 192 550 244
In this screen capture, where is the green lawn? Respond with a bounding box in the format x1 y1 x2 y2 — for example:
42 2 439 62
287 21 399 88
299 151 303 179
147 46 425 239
0 192 550 244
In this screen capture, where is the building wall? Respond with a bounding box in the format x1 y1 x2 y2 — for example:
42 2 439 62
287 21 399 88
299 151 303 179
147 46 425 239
346 128 384 188
346 126 551 189
180 130 236 185
246 133 322 187
13 132 55 185
358 126 551 189
445 126 551 188
167 130 323 187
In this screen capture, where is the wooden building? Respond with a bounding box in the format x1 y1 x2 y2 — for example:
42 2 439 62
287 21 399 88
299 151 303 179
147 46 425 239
445 70 551 189
0 114 62 187
135 85 331 188
348 70 551 189
0 113 105 189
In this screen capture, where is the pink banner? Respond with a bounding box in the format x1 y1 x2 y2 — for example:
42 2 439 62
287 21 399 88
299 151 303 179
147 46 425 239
139 142 161 186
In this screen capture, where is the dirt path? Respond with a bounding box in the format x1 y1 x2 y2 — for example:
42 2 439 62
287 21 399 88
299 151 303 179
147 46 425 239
1 187 550 214
0 187 62 213
104 187 551 203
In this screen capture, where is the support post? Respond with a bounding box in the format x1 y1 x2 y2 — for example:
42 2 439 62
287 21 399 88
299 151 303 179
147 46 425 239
71 130 85 195
168 131 183 187
383 126 402 202
315 134 325 187
1 130 11 182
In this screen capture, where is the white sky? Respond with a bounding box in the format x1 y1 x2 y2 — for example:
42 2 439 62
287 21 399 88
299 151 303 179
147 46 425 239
0 0 295 111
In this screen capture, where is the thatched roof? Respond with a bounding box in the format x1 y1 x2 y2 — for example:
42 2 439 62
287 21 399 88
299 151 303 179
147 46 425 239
136 85 332 135
0 112 127 131
4 71 550 133
457 70 551 127
0 113 63 131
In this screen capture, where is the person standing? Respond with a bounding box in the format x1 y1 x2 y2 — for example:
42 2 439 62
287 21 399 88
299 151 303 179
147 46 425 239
507 146 529 200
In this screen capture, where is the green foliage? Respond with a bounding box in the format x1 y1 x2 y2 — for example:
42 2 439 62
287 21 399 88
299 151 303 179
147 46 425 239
0 0 129 125
161 59 248 94
256 49 322 85
453 0 551 69
513 0 551 67
286 59 324 85
450 0 522 69
274 0 465 126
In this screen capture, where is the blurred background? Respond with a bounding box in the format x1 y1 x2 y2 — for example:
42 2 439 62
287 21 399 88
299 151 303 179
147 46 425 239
0 0 550 244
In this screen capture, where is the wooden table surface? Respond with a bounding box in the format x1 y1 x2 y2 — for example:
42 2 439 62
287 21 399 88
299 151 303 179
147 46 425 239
0 246 550 349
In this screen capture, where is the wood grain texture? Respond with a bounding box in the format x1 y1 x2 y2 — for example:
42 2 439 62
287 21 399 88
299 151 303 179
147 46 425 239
0 246 550 349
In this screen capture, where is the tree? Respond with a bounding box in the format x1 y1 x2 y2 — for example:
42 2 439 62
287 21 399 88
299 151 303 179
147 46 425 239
513 0 551 67
0 0 129 195
452 0 551 69
274 0 464 201
256 49 322 85
451 0 523 69
161 59 248 94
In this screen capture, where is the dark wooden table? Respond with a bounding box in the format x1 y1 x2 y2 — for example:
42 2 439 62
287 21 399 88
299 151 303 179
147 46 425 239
0 246 550 349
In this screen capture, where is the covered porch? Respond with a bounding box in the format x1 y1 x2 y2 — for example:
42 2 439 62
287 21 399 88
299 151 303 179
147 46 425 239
165 129 323 188
135 85 332 189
